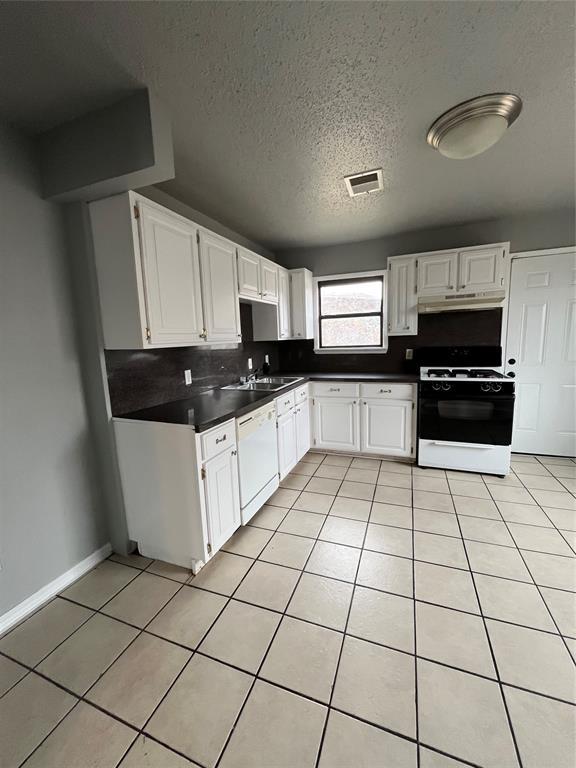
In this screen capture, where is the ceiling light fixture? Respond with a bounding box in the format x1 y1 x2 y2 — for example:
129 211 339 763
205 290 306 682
427 93 522 159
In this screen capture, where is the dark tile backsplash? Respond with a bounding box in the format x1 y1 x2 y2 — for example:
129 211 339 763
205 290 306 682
106 306 502 414
106 303 279 414
278 309 503 374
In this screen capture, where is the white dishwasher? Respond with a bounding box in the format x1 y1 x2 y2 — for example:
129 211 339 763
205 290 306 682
236 402 279 523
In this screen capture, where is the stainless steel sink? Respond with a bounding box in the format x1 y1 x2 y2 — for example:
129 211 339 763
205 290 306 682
222 376 304 392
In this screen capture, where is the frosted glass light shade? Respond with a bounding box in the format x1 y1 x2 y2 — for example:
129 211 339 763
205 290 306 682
427 94 522 160
437 114 508 159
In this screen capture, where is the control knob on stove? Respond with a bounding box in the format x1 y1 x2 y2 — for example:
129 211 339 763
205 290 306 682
432 383 442 391
481 383 491 392
441 383 451 391
491 383 502 392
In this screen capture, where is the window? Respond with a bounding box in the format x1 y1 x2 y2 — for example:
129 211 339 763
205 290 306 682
314 270 388 352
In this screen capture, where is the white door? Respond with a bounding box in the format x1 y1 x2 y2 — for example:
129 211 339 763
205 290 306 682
459 247 505 292
203 447 241 553
388 256 417 335
261 261 279 302
417 252 458 296
360 399 412 457
277 410 297 478
199 231 241 343
506 251 576 456
278 268 292 339
313 397 360 452
237 249 261 299
295 401 311 460
138 202 204 345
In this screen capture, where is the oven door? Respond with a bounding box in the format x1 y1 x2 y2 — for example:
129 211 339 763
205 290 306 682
419 391 515 446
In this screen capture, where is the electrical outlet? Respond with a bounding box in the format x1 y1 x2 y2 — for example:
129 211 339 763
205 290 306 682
248 357 253 370
405 348 413 360
184 369 192 385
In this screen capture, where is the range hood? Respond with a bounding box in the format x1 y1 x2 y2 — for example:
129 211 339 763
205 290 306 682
418 289 506 313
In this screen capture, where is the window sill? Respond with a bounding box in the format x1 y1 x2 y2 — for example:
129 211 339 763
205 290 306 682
313 347 389 355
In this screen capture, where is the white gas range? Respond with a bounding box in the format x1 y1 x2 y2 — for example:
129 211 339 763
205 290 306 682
416 348 515 476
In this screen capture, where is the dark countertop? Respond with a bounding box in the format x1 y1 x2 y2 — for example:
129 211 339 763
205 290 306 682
280 371 418 383
116 371 418 431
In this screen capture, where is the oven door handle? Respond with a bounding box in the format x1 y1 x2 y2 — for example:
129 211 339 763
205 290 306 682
431 441 493 449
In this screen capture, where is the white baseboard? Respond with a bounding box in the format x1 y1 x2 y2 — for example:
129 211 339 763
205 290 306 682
0 542 112 637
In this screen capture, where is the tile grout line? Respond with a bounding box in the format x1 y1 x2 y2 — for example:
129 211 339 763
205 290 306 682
313 483 371 768
454 476 526 768
212 499 329 768
411 462 420 768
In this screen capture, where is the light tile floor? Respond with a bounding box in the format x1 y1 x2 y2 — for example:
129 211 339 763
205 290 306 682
1 452 575 768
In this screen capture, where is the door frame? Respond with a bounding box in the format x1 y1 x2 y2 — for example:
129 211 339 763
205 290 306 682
502 245 575 364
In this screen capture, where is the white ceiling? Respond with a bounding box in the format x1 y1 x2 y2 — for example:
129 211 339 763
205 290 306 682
0 1 574 249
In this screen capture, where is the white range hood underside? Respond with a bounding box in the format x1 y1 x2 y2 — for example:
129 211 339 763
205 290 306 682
418 291 505 313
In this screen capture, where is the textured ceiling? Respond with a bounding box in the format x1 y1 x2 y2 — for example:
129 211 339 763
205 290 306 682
0 1 574 249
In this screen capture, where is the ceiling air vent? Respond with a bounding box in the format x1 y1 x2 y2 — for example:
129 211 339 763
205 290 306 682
344 168 383 197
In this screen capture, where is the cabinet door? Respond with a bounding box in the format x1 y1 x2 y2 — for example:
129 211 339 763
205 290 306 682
360 399 412 457
278 268 292 339
237 249 261 299
261 260 279 302
295 401 311 461
277 410 297 479
199 231 241 343
388 256 417 335
138 201 204 345
203 447 241 553
290 269 314 339
458 247 505 292
417 252 458 296
313 397 360 452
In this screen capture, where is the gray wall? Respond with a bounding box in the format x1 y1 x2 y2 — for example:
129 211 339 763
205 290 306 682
141 186 276 261
277 208 575 275
0 123 108 615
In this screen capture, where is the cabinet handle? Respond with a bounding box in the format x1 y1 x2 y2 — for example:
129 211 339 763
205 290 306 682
380 388 392 393
199 329 207 339
232 450 237 456
215 435 227 444
329 387 340 392
297 332 302 337
404 325 409 331
353 400 357 405
448 285 454 290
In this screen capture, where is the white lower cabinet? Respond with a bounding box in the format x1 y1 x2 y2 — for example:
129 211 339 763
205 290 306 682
113 417 240 572
275 385 311 478
295 400 311 458
360 399 413 458
203 446 241 553
313 397 360 452
311 382 416 458
277 410 298 479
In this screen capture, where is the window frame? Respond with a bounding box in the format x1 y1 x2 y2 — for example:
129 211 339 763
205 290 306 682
313 270 388 354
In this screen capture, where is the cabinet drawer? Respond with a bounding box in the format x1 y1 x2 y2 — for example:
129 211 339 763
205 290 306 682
360 383 414 400
311 382 359 398
276 390 296 416
201 419 237 461
294 384 309 403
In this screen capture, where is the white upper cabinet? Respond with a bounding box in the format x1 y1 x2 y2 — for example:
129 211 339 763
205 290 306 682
89 191 246 349
237 248 261 299
458 246 505 292
290 268 314 339
277 267 292 339
261 260 279 302
388 256 417 336
199 231 241 343
138 200 205 346
417 252 458 296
